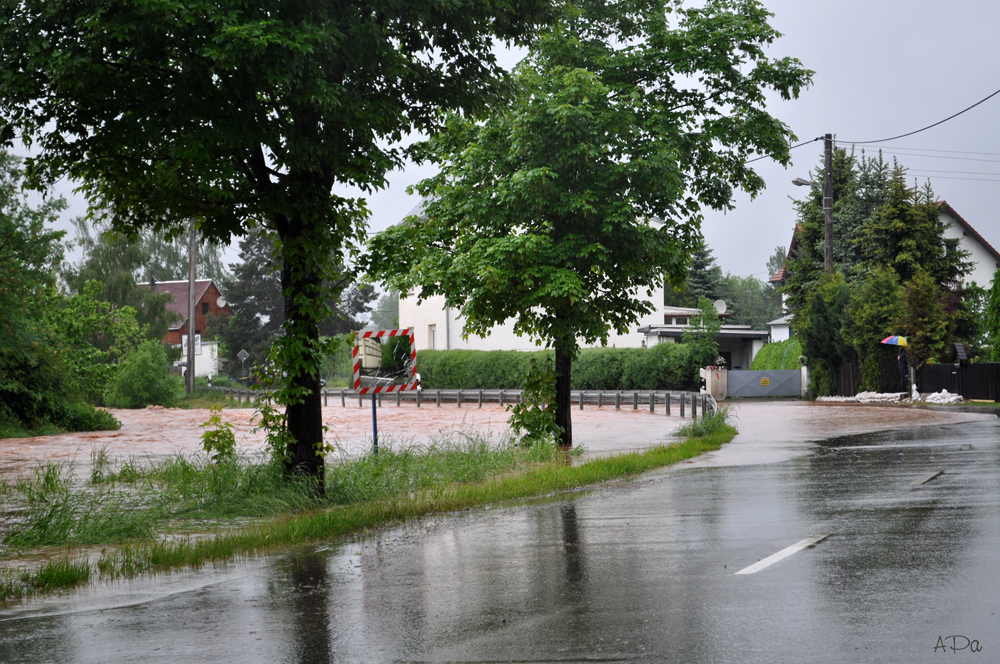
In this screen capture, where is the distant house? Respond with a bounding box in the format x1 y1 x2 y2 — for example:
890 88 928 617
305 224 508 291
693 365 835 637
769 202 1000 291
937 202 1000 287
637 306 770 370
146 279 232 377
147 279 232 345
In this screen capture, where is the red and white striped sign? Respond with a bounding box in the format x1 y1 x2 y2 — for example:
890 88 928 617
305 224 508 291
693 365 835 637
352 328 418 394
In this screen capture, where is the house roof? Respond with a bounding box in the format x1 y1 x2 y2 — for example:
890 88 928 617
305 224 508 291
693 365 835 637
768 224 802 285
146 279 214 330
638 325 770 340
767 315 792 326
937 201 1000 264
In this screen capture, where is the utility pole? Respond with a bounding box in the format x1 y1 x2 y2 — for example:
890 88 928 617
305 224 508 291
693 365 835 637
186 219 197 394
823 133 834 274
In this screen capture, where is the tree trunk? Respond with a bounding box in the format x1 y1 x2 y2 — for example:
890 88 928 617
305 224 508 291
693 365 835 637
554 346 572 448
277 216 325 491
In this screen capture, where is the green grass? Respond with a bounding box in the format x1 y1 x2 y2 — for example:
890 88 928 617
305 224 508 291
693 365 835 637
0 422 63 439
0 418 736 601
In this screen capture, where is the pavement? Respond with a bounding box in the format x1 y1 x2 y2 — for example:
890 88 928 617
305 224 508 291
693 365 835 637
0 401 997 663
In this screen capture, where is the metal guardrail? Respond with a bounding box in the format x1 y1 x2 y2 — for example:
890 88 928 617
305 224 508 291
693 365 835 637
205 386 717 419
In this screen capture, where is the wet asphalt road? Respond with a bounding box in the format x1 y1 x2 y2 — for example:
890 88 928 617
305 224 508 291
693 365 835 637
2 417 999 663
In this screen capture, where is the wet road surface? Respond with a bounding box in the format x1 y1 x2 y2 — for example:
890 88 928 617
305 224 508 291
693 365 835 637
1 406 998 662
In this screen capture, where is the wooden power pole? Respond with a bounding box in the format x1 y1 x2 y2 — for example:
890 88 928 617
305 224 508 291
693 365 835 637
186 219 196 394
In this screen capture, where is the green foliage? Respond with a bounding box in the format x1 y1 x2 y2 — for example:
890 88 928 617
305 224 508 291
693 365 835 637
988 269 1000 361
0 0 555 479
507 357 563 445
369 0 811 447
103 341 181 409
860 176 969 286
664 246 724 307
417 350 550 390
795 273 850 396
369 291 400 330
750 338 803 371
675 406 733 439
897 268 954 368
843 266 903 391
380 335 412 373
417 345 701 391
200 406 236 463
717 272 783 330
0 150 124 432
783 148 973 395
682 297 723 374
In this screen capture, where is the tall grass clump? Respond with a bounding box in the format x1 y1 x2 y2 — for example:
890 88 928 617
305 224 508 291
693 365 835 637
675 406 736 441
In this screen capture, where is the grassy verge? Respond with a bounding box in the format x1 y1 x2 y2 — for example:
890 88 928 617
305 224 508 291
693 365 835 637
0 411 736 601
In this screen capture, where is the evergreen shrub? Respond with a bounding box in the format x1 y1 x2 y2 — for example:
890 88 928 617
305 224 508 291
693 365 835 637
750 338 803 371
104 341 181 408
417 344 699 391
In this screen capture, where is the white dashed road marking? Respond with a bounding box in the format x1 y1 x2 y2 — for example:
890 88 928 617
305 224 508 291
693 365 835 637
735 534 831 575
910 470 944 486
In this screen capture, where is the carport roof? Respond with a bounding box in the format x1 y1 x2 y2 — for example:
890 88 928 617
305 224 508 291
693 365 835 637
638 325 770 340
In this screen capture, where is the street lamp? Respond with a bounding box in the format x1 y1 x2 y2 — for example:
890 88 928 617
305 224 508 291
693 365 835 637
791 134 834 274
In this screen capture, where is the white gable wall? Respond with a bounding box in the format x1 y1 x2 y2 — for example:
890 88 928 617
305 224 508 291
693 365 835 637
399 280 664 352
939 209 1000 287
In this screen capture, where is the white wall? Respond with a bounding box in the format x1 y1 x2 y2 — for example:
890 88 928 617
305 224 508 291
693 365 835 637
770 323 790 342
399 279 664 352
940 209 1000 288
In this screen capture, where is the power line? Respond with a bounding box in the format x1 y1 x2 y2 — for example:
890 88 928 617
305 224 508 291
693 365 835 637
840 85 1000 145
853 144 1000 157
744 136 823 164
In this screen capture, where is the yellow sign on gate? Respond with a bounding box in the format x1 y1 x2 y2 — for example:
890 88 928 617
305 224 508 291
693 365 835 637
760 377 770 386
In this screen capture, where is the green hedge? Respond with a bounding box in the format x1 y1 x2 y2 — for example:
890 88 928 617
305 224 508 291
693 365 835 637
417 343 699 391
750 338 803 370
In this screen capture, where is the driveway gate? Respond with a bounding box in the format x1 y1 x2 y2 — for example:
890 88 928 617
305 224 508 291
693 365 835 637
727 370 801 398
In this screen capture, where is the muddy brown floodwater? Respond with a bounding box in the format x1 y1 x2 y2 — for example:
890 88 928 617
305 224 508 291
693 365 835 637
0 400 989 483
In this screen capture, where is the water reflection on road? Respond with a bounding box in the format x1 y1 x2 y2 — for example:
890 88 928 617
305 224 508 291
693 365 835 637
1 417 999 663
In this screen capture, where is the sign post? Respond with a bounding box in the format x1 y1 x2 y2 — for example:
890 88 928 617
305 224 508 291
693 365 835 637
237 349 249 379
352 328 417 455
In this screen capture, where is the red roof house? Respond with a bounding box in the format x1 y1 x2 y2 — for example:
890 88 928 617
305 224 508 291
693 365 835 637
147 279 232 345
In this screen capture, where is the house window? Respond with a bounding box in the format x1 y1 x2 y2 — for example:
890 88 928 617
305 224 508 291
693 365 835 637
429 325 437 350
202 302 209 315
675 317 689 326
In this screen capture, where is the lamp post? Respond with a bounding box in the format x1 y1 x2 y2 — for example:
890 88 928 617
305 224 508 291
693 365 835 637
792 133 834 274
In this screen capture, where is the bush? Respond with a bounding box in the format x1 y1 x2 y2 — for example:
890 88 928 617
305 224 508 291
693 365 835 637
750 338 803 370
104 341 181 408
417 344 700 391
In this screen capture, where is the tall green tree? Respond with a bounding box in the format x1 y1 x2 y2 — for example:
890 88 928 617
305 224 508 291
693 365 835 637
682 297 723 372
717 272 781 329
368 0 811 446
843 265 902 391
0 0 554 482
63 217 180 341
0 151 129 429
897 268 953 369
797 273 851 396
217 225 376 375
860 176 969 286
987 268 1000 361
664 245 723 308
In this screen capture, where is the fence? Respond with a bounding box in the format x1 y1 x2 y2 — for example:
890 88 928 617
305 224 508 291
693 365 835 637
919 363 1000 401
727 370 801 398
206 387 716 419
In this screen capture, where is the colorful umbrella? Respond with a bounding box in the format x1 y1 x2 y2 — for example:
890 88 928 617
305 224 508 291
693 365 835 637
881 335 908 347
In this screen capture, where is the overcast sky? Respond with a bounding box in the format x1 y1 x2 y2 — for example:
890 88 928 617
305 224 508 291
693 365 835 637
39 0 1000 282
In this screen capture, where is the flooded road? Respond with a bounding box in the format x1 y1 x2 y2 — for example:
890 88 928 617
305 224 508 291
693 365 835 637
0 403 997 662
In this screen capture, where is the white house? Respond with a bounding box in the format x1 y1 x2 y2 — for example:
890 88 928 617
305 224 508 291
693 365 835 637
399 285 665 353
937 202 1000 287
769 201 1000 293
637 305 770 370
